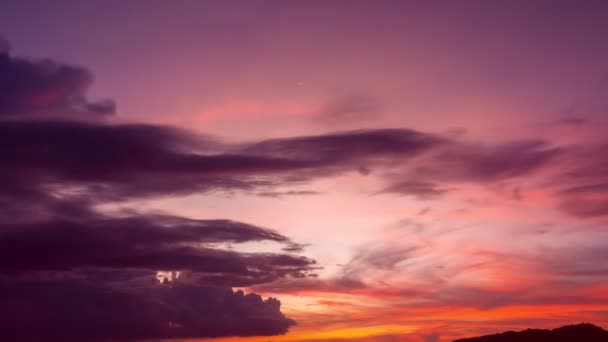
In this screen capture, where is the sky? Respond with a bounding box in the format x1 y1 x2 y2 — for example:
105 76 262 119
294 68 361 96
1 1 608 341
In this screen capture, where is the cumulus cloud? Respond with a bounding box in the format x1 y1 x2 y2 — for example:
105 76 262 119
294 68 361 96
0 201 314 340
0 277 295 341
0 206 311 340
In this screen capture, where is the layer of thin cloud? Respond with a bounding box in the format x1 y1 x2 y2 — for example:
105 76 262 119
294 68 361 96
316 94 383 126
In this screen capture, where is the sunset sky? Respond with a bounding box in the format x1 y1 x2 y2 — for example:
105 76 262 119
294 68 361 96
1 1 608 341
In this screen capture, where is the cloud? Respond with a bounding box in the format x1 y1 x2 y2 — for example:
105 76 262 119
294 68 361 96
0 120 283 204
559 199 608 218
0 277 295 341
255 244 427 297
550 142 608 217
0 204 312 339
3 35 606 341
413 140 561 183
0 195 313 340
0 38 311 340
0 121 449 212
0 45 115 118
0 215 315 285
374 139 559 200
241 128 444 166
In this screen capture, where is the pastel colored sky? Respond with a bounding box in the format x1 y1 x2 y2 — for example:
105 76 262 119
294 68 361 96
1 1 608 341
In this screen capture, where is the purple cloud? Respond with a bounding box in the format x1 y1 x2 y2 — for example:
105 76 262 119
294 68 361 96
0 48 115 118
0 278 295 341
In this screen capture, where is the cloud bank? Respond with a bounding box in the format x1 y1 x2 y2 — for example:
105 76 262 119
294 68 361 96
3 34 608 342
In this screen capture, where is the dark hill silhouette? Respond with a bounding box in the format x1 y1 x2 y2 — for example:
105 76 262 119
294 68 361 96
454 323 608 342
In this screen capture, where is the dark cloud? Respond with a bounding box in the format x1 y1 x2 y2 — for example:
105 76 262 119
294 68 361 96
1 123 439 183
0 115 559 210
0 277 295 341
0 120 294 205
0 121 448 213
239 128 445 184
0 207 312 339
0 215 315 285
241 128 444 165
0 47 115 118
0 40 314 340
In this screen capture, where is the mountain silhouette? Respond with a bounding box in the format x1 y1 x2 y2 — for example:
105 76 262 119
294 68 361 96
454 323 608 342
